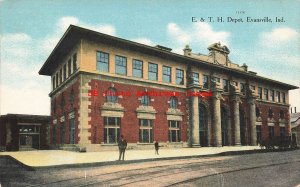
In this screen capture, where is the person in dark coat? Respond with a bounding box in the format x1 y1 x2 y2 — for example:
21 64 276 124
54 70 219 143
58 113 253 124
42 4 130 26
154 141 159 155
118 135 127 161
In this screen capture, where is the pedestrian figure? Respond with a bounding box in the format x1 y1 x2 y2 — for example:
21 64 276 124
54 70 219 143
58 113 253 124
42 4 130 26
118 135 127 161
154 141 159 155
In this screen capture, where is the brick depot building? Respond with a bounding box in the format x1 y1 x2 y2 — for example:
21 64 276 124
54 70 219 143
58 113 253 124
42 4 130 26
39 25 298 151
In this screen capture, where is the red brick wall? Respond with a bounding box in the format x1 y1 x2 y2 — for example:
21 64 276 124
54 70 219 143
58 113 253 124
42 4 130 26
88 79 188 144
50 79 80 145
256 102 289 141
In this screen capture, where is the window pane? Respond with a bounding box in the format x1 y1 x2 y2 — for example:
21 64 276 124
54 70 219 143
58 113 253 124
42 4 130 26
148 63 158 81
141 95 150 106
170 97 178 108
133 59 143 78
176 69 184 85
163 66 171 83
192 72 199 84
203 75 208 89
73 53 77 71
223 79 228 92
115 55 127 75
97 51 109 72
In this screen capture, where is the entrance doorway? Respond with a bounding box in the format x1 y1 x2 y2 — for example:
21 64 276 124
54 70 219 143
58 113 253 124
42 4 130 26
199 104 208 146
221 107 229 146
240 110 246 145
19 125 40 150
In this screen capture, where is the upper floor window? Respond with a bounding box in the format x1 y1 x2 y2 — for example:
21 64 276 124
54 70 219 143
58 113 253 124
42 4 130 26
63 64 67 81
192 72 199 84
60 94 65 109
68 59 72 76
56 73 59 87
141 95 150 106
270 90 275 102
115 55 127 75
73 53 77 71
258 87 262 99
176 69 184 85
132 59 143 78
52 76 55 89
203 75 209 89
169 96 178 109
282 92 286 103
96 51 109 72
264 88 269 100
240 83 245 95
250 85 255 90
223 79 229 92
276 91 281 103
148 63 158 81
256 107 260 117
163 66 171 83
106 87 118 103
280 110 285 119
268 108 273 118
59 69 63 84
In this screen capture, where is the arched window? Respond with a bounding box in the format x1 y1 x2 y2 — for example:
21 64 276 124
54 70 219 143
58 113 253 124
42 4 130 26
280 110 284 119
268 108 273 118
107 87 118 103
256 107 260 118
169 96 178 109
141 95 150 106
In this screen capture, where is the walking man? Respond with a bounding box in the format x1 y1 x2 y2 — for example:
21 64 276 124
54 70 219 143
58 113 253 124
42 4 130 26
118 135 127 161
154 141 159 155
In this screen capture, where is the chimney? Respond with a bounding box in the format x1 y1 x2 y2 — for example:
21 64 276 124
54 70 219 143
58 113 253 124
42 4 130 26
183 45 192 56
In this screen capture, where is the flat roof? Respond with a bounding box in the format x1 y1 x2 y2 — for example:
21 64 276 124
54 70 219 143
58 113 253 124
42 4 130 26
39 25 298 90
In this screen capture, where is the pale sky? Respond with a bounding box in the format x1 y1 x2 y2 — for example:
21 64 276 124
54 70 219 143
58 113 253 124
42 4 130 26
0 0 299 115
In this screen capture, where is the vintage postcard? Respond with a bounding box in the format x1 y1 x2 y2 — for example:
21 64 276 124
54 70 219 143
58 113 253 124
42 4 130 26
0 0 300 186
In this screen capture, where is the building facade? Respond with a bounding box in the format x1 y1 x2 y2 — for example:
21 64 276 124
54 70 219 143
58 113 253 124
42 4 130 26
0 114 51 151
39 25 298 151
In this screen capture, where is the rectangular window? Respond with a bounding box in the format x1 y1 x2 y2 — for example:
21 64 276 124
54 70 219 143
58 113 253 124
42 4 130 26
176 69 184 85
268 126 274 139
73 53 77 72
250 85 256 90
276 91 281 103
192 72 199 84
63 64 66 81
96 51 109 72
223 79 229 92
60 123 65 144
104 117 120 144
256 125 262 145
163 66 171 83
270 90 275 101
59 69 62 84
264 88 269 100
69 118 75 144
52 76 55 90
55 73 59 87
240 83 245 95
282 92 286 103
68 59 72 76
258 87 262 99
132 59 143 78
280 127 285 138
139 119 153 143
115 55 127 75
148 63 158 81
52 126 56 144
168 121 181 142
203 75 209 89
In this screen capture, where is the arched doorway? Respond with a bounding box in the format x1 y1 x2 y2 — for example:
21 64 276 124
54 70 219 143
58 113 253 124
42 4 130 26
221 107 229 146
199 104 208 146
240 109 246 145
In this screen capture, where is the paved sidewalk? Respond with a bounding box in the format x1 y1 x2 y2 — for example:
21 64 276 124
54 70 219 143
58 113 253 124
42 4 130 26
0 146 260 168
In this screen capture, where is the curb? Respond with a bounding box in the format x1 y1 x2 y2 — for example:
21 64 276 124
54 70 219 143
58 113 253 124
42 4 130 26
2 148 298 171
